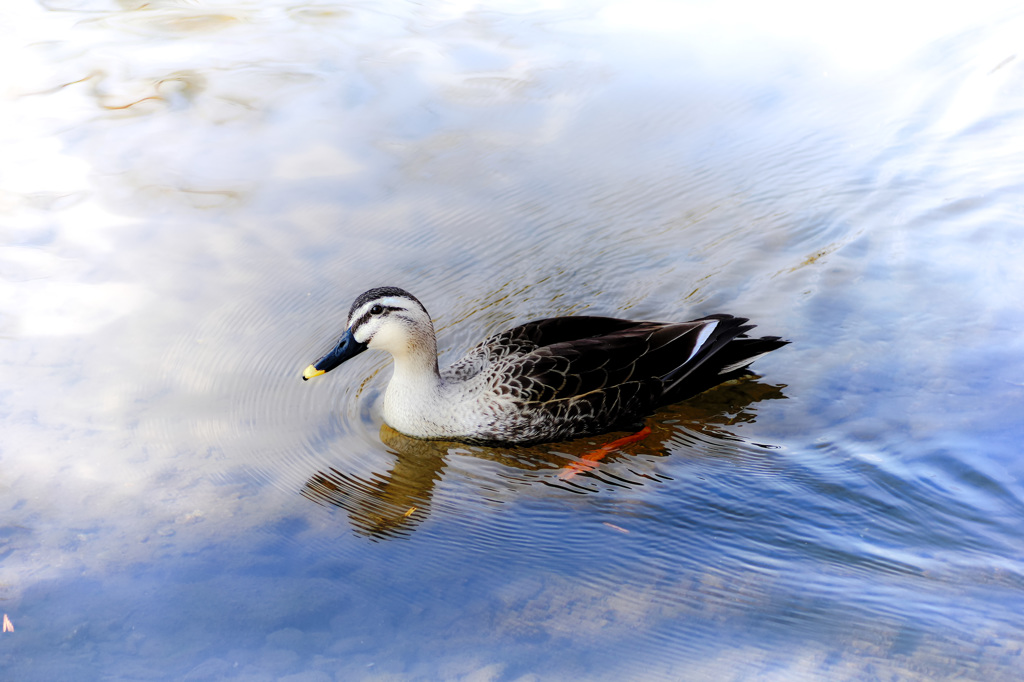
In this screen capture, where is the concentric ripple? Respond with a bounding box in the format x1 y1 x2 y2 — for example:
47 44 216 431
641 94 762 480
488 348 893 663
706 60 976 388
141 267 795 563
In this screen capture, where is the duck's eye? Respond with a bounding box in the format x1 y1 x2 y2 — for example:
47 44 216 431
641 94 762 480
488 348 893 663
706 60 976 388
370 304 384 315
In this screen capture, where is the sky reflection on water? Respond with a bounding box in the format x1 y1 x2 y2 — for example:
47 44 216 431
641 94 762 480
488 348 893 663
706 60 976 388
3 1 1024 680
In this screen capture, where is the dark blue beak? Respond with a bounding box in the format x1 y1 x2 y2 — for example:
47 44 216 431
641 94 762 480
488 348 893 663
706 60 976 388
302 328 368 380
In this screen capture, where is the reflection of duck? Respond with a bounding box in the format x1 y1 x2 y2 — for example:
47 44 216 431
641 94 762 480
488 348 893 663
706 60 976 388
302 379 788 540
303 287 788 444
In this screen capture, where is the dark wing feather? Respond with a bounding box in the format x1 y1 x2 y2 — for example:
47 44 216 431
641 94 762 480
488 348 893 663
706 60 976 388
444 316 641 381
490 319 725 436
508 314 773 399
663 332 790 401
499 316 644 350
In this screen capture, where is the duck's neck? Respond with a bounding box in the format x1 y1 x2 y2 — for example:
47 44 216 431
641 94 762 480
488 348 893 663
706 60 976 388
389 336 441 391
382 328 444 436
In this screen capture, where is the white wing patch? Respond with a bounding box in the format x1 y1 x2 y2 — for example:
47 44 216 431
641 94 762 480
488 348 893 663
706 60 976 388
686 320 718 363
719 351 769 374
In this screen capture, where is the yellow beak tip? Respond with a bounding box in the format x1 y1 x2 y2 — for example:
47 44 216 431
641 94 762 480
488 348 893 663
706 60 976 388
302 364 325 380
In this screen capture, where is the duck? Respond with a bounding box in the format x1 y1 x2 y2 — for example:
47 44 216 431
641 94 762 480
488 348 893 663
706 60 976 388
302 286 788 445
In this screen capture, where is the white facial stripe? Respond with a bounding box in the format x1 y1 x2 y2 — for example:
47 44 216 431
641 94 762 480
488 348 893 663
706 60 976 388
348 295 426 345
377 296 413 310
349 296 413 326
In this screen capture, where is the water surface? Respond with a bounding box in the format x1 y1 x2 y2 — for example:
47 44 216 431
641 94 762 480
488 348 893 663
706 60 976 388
3 1 1024 679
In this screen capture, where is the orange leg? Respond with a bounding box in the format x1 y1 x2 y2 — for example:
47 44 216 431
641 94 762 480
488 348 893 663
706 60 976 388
559 426 652 480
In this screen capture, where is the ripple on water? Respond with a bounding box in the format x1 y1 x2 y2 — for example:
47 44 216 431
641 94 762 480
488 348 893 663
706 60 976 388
142 279 380 492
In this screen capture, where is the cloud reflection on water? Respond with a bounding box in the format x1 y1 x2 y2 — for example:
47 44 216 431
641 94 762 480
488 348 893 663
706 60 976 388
3 0 1024 679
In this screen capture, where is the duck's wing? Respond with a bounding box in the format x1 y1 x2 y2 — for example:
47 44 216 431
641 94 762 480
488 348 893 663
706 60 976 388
450 314 786 443
469 316 755 441
505 316 748 407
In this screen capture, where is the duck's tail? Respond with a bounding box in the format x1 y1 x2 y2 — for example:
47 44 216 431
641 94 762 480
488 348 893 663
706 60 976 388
660 315 789 402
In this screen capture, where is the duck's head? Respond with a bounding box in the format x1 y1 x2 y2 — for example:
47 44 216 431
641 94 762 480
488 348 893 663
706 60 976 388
302 286 434 380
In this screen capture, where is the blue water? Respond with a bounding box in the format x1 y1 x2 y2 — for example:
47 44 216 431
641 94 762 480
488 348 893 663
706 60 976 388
3 1 1024 680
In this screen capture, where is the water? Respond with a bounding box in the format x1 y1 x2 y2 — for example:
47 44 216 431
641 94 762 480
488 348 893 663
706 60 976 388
3 1 1024 679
